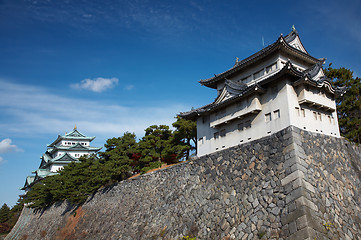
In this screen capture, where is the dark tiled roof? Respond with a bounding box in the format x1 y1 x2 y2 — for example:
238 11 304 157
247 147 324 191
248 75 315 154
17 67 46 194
293 63 346 96
199 30 322 89
180 61 345 119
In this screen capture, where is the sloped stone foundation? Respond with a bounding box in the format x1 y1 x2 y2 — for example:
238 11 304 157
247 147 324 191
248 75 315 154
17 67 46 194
6 126 361 240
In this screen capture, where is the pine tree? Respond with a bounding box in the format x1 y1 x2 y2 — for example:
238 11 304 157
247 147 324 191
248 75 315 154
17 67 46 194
0 204 10 223
172 116 197 159
324 65 361 143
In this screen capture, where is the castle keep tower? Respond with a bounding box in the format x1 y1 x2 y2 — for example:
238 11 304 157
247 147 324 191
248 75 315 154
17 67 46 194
181 28 345 156
21 126 101 191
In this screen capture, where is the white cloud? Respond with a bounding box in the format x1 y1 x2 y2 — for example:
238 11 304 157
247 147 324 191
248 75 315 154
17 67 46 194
0 138 20 154
0 80 188 140
70 77 119 92
0 156 3 164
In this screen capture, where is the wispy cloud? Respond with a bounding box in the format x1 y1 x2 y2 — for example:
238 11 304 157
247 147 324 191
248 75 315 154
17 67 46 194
0 138 21 154
124 85 134 91
0 80 186 140
70 77 119 92
0 156 3 165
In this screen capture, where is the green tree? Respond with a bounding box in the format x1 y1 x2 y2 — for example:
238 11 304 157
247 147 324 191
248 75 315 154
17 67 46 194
0 204 10 223
25 155 109 208
58 156 109 204
137 125 174 173
324 65 361 143
99 132 137 180
172 116 197 159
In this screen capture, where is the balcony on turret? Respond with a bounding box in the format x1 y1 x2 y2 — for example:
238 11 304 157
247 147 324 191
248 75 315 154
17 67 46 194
210 96 262 128
297 86 335 112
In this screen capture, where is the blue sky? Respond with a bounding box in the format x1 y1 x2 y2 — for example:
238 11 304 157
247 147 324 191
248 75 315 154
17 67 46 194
0 0 360 207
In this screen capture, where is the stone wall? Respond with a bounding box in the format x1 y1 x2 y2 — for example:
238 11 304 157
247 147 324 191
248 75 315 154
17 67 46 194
6 126 361 240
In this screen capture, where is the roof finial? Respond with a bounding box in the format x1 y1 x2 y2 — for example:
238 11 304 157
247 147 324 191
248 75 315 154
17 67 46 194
74 124 77 130
235 57 239 63
292 24 296 32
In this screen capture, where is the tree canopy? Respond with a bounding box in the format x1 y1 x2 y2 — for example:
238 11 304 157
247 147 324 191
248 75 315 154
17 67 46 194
0 204 10 223
23 116 197 209
324 65 361 143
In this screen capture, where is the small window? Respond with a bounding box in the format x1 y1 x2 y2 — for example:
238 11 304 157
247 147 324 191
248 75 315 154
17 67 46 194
198 137 204 144
220 129 226 137
254 69 264 79
318 113 322 121
241 75 252 84
238 122 244 131
295 107 300 116
266 63 277 74
265 113 272 122
313 112 317 120
274 110 280 119
245 120 251 129
328 116 332 123
214 132 219 139
301 108 305 117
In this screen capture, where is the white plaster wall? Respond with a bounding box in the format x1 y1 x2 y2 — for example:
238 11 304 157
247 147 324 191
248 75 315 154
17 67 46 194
60 140 91 146
287 85 340 137
50 164 64 173
197 79 341 156
197 79 292 156
196 51 339 156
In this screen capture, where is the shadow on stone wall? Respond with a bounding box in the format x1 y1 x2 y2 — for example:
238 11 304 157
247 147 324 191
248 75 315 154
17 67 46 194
5 126 361 240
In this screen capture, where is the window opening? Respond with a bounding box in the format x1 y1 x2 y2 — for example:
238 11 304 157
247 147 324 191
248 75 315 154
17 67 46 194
254 69 264 79
214 132 219 139
265 113 272 122
245 120 251 129
295 107 300 116
241 75 252 84
266 63 277 74
301 108 305 117
274 110 280 119
220 129 226 137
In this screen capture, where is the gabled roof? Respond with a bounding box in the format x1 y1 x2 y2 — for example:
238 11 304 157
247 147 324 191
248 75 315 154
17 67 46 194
292 63 346 96
180 61 346 120
51 152 79 162
38 152 79 170
199 28 323 89
20 176 36 190
47 127 96 147
32 168 51 178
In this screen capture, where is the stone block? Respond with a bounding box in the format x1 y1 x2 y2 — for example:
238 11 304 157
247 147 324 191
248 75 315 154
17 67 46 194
292 179 315 193
281 170 305 186
295 196 318 212
296 215 308 230
286 226 316 240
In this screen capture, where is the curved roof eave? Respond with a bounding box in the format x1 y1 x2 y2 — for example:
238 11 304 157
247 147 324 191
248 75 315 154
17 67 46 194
182 61 304 118
199 34 322 89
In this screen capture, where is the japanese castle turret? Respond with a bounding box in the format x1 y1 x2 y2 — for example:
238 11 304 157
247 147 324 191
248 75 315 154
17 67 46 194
180 28 346 156
21 126 101 191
